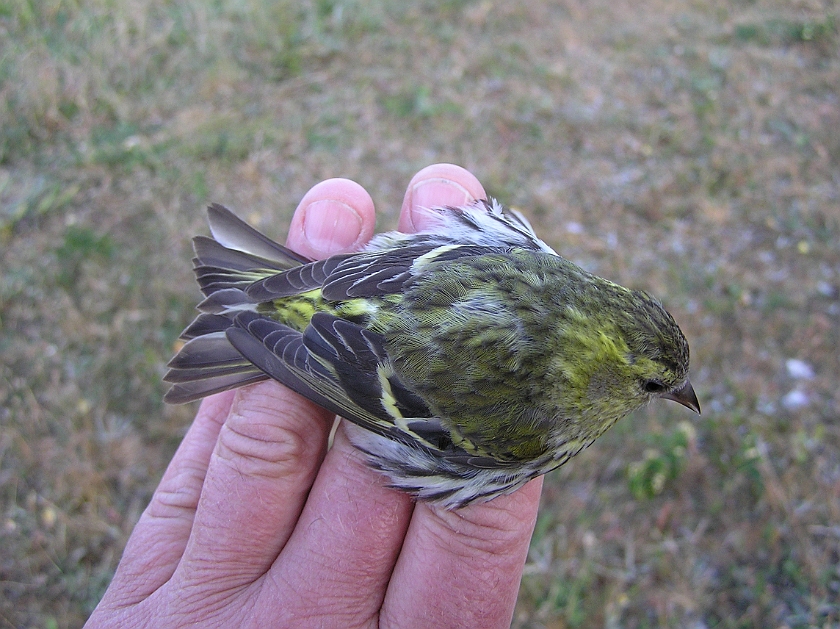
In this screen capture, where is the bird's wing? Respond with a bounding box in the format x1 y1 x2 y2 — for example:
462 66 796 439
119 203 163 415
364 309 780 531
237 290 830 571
225 310 463 451
242 242 502 301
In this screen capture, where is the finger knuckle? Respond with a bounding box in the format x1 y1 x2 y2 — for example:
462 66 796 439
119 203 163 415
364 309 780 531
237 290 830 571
215 388 328 481
433 498 534 557
147 463 207 519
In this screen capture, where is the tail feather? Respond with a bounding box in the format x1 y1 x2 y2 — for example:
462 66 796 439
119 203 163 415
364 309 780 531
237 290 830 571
167 332 243 368
164 371 269 404
193 236 290 273
181 313 233 339
164 203 307 404
192 204 314 295
163 332 268 403
193 263 270 294
206 203 310 265
196 288 255 315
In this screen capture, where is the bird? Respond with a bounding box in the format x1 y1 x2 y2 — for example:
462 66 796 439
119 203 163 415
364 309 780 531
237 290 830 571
164 200 699 508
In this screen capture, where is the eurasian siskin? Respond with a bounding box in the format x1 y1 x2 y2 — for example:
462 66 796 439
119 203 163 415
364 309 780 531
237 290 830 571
164 200 699 508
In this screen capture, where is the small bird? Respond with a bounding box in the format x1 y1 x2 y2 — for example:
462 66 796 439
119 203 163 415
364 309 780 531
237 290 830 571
164 200 699 508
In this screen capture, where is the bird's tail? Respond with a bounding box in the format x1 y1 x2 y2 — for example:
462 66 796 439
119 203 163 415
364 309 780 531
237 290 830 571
163 204 311 404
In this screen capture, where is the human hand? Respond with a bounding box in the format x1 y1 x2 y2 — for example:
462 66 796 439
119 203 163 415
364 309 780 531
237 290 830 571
85 164 543 629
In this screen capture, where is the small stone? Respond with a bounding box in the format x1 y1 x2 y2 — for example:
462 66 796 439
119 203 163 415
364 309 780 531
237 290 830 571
782 389 810 410
785 359 815 380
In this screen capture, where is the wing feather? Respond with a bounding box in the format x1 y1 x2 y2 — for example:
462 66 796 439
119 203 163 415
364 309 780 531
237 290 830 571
224 311 459 450
244 255 352 300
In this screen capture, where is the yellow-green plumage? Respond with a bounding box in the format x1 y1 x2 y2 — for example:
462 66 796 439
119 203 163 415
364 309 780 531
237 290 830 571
165 200 699 508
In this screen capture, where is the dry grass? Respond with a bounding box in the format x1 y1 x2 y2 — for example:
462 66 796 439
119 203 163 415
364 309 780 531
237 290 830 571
1 0 838 627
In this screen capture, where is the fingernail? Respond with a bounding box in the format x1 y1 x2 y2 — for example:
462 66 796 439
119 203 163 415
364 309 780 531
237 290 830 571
302 200 363 254
411 178 473 210
408 178 474 231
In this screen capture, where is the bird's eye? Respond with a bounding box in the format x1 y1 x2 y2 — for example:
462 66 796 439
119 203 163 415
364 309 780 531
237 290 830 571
643 380 667 394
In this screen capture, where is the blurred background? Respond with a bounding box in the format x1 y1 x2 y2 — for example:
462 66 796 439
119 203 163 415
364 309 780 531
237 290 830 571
1 0 838 627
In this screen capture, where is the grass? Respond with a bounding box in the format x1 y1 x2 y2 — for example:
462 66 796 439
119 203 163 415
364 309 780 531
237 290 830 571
1 0 839 626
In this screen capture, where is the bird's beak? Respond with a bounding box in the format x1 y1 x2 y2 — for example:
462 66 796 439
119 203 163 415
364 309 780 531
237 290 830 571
662 380 701 414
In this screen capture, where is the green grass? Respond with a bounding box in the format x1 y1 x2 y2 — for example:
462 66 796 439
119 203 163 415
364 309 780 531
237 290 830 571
2 0 839 627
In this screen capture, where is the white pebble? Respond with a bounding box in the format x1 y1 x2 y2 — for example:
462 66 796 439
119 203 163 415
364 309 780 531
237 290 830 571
785 359 815 380
782 389 810 410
